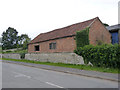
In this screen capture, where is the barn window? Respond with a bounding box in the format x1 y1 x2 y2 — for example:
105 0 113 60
34 45 40 51
49 42 56 49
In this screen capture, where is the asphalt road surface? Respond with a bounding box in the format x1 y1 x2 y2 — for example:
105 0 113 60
2 61 118 88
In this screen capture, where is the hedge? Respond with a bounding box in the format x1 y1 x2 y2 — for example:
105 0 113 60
74 44 120 69
75 27 89 47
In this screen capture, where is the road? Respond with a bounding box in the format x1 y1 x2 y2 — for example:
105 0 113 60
2 61 118 88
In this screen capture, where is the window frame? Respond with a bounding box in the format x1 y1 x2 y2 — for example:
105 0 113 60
49 42 56 49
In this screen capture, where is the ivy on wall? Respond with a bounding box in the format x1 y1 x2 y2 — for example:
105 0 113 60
75 27 90 48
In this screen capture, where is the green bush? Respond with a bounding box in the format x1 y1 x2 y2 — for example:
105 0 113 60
75 27 89 48
74 44 120 69
96 40 104 45
20 53 26 59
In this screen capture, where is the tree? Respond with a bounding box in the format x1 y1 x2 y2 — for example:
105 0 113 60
2 27 18 50
103 23 109 27
18 34 31 49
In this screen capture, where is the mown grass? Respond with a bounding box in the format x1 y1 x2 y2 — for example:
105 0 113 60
2 58 119 74
2 49 27 54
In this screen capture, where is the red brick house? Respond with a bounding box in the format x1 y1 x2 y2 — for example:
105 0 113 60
28 17 111 53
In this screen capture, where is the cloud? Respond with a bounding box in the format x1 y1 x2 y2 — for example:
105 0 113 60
0 0 119 39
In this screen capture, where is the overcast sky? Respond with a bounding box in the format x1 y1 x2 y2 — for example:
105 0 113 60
0 0 119 39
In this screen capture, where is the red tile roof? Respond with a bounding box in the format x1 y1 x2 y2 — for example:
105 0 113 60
30 17 98 44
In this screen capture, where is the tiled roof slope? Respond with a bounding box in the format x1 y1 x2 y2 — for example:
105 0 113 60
30 17 98 44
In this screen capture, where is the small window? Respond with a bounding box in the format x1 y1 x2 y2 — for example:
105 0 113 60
49 42 56 49
34 45 39 51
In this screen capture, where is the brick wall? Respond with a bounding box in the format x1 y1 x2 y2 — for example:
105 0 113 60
119 30 120 44
28 36 76 53
89 18 111 45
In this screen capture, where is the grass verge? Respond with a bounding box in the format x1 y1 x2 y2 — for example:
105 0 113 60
2 58 119 74
2 49 27 54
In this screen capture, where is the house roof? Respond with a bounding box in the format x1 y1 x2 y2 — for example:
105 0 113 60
106 24 120 31
29 17 98 44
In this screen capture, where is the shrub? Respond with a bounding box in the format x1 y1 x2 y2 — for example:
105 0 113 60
20 53 26 59
74 44 120 69
96 40 104 45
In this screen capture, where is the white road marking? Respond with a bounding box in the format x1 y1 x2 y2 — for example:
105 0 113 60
13 71 31 79
45 82 64 88
66 71 70 72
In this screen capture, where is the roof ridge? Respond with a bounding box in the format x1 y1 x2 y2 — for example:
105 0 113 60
88 17 98 27
30 17 98 44
37 17 97 35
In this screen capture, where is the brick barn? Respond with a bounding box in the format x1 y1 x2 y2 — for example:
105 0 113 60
28 17 111 53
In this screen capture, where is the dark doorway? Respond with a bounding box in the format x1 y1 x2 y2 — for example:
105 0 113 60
34 45 40 51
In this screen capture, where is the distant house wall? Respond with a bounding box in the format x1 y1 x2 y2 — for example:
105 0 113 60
118 29 120 44
110 31 119 44
109 30 120 44
28 36 76 53
106 24 120 44
89 18 111 45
